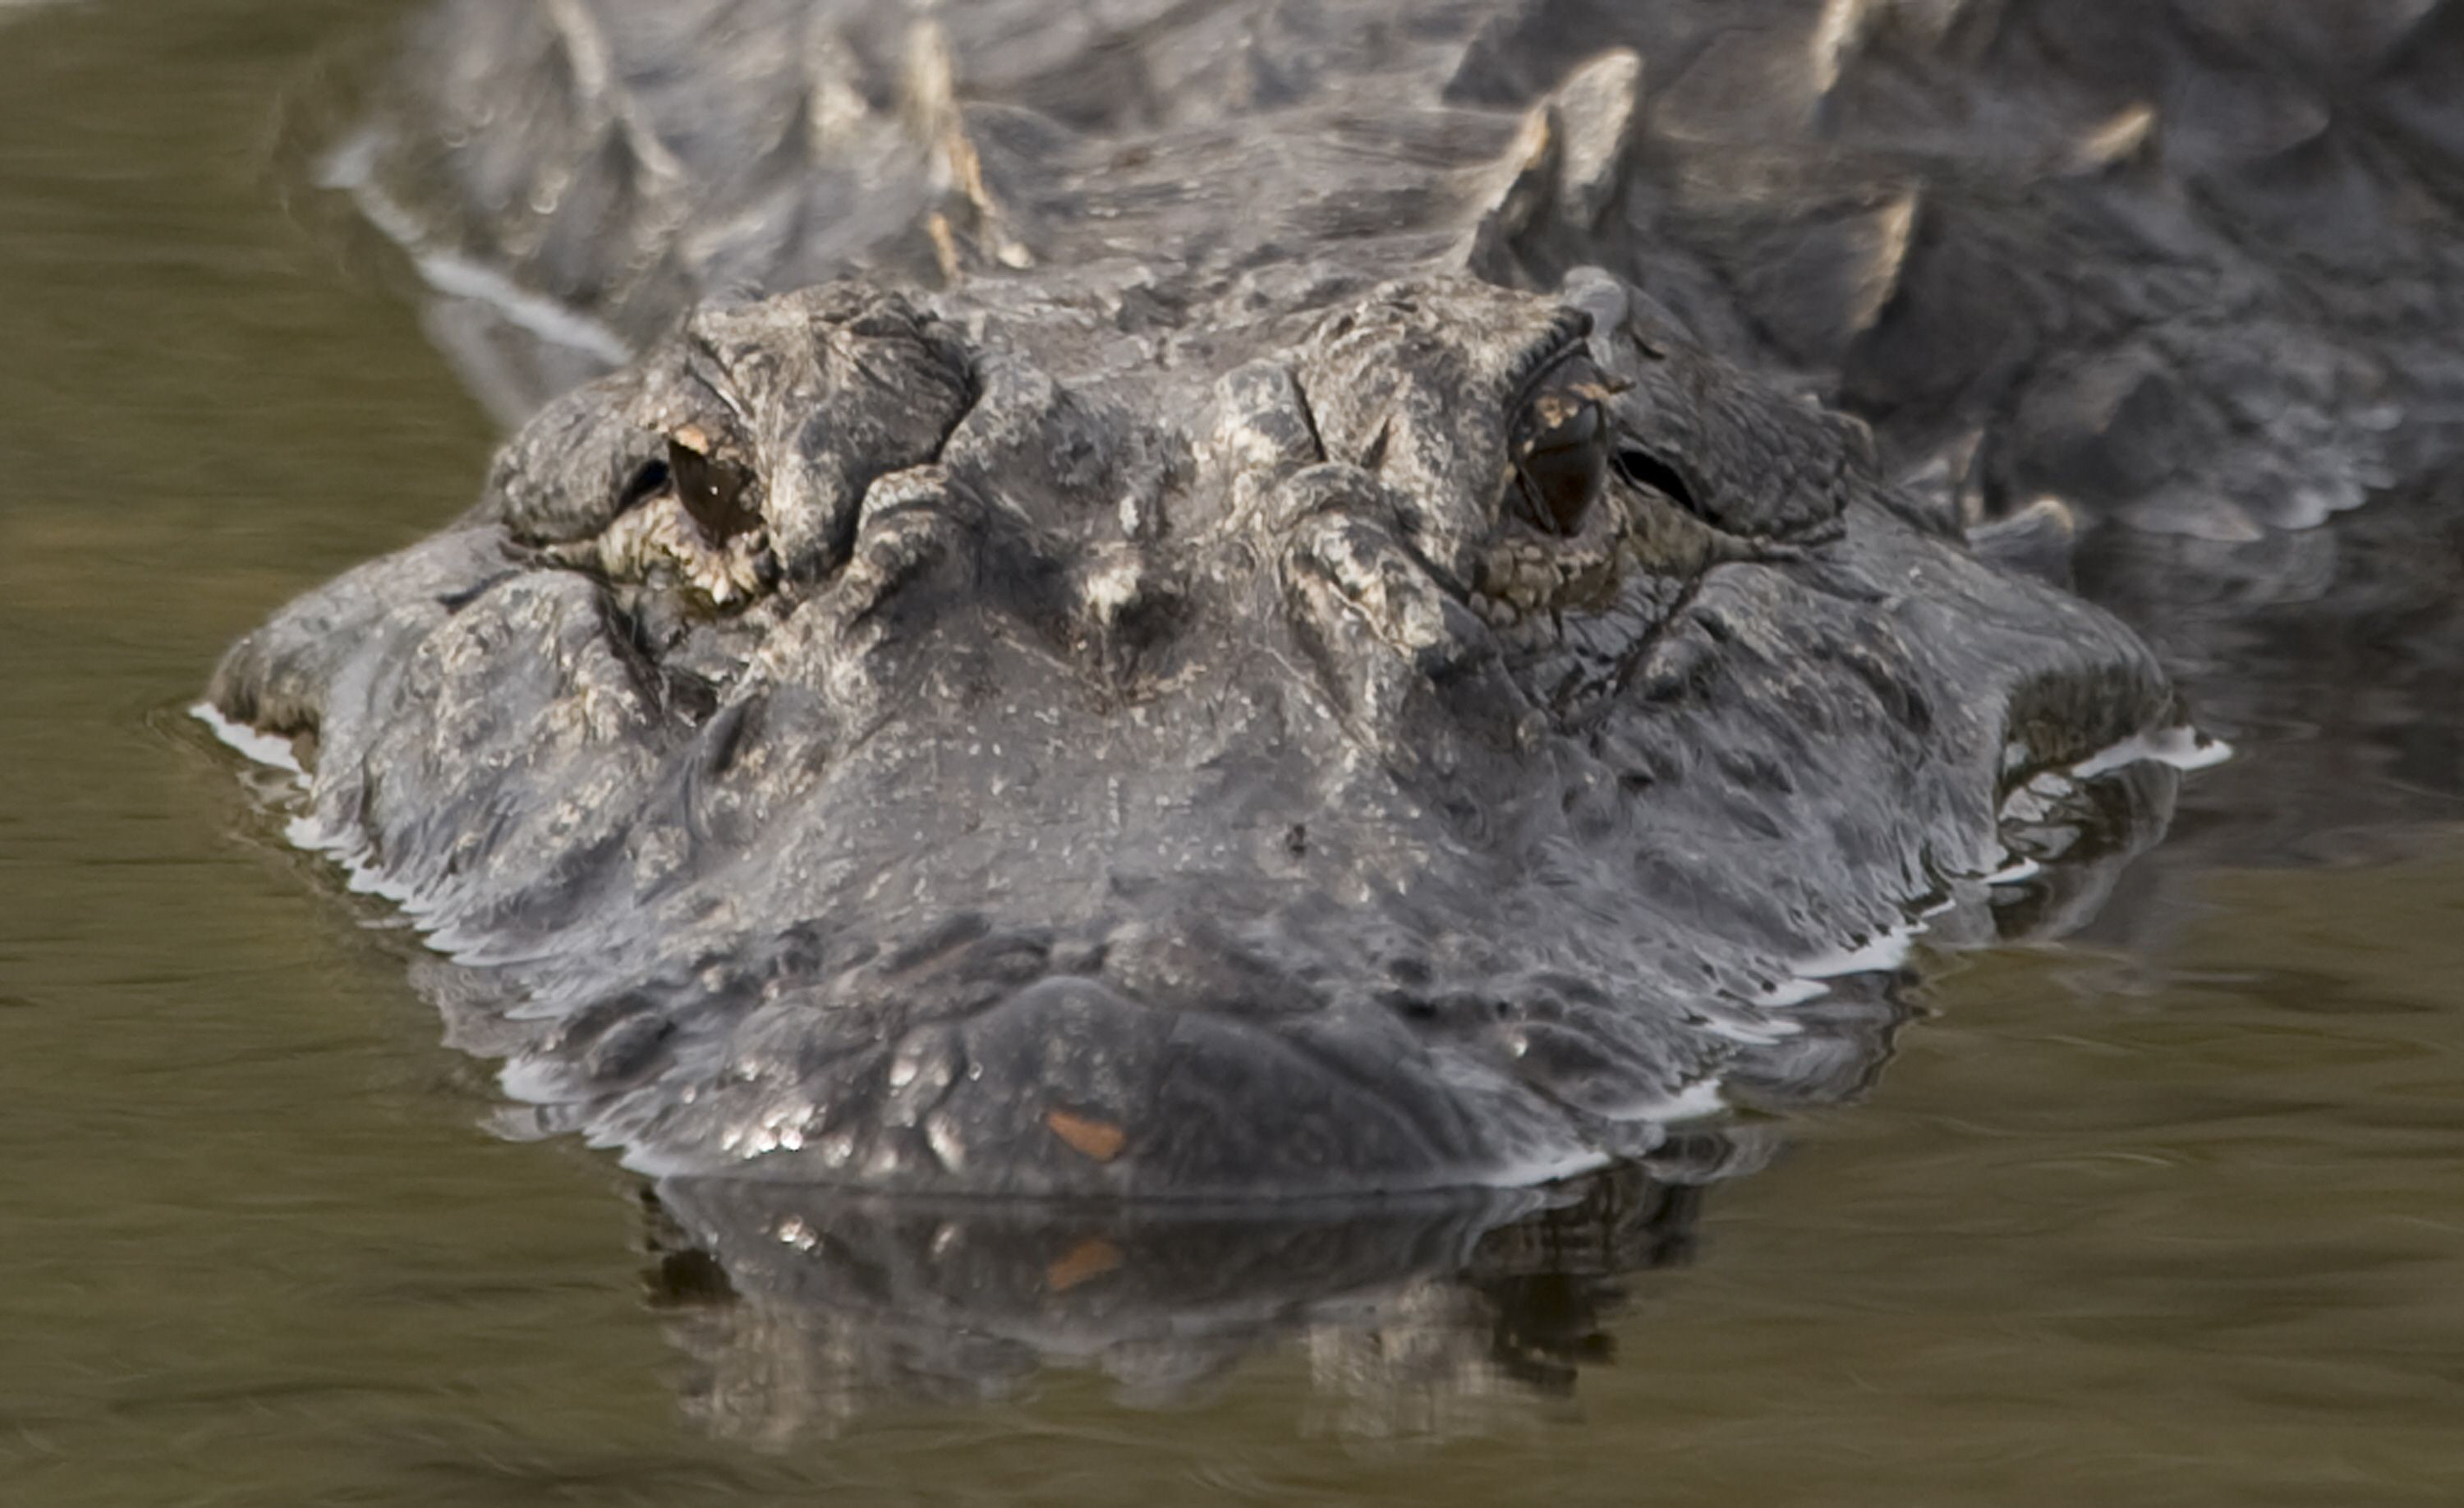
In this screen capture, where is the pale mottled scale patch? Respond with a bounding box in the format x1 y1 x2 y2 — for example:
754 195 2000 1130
553 495 773 608
1470 485 1658 631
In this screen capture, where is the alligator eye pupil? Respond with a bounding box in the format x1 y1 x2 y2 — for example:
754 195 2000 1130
1520 446 1604 536
668 438 756 542
1615 444 1702 517
1515 396 1608 536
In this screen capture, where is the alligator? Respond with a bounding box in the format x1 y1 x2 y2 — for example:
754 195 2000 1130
210 0 2464 1205
306 0 2464 902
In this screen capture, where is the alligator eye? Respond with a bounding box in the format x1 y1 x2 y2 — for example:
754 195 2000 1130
1513 393 1609 536
1614 443 1703 518
667 431 759 543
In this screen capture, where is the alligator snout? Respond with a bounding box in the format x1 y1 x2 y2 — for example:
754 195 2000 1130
564 901 1718 1198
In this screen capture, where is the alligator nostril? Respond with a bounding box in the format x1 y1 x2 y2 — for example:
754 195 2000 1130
1614 444 1703 517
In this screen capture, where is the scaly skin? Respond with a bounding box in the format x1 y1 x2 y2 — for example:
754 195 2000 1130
212 262 2177 1195
193 0 2464 1413
259 1 2464 1197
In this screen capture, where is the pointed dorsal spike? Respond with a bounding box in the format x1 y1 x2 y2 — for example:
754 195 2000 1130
538 0 683 186
900 18 961 145
796 21 876 155
1812 0 1879 99
1450 100 1561 280
892 21 1035 274
538 0 615 116
1547 48 1647 229
1855 186 1921 336
2043 102 2160 181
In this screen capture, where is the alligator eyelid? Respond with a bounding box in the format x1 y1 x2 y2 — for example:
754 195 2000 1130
1615 444 1702 516
681 366 751 427
617 456 672 514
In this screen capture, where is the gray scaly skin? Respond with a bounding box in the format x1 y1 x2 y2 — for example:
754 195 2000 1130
347 0 2464 543
209 0 2205 1198
329 0 2464 879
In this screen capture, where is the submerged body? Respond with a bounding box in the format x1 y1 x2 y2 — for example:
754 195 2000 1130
207 0 2464 1198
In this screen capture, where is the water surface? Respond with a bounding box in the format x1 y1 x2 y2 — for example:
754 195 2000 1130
3 3 2462 1503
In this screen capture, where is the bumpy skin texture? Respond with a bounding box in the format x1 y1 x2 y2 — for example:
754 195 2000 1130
349 0 2464 540
209 0 2222 1198
327 0 2464 861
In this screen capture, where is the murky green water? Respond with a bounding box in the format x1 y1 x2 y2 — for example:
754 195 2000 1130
4 3 2462 1504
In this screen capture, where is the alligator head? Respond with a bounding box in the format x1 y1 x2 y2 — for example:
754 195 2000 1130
209 253 2179 1198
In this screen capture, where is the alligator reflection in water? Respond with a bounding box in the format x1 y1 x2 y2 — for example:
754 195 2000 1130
644 1163 1709 1439
552 764 2172 1437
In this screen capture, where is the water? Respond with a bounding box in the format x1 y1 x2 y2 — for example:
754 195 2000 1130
3 2 2462 1503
